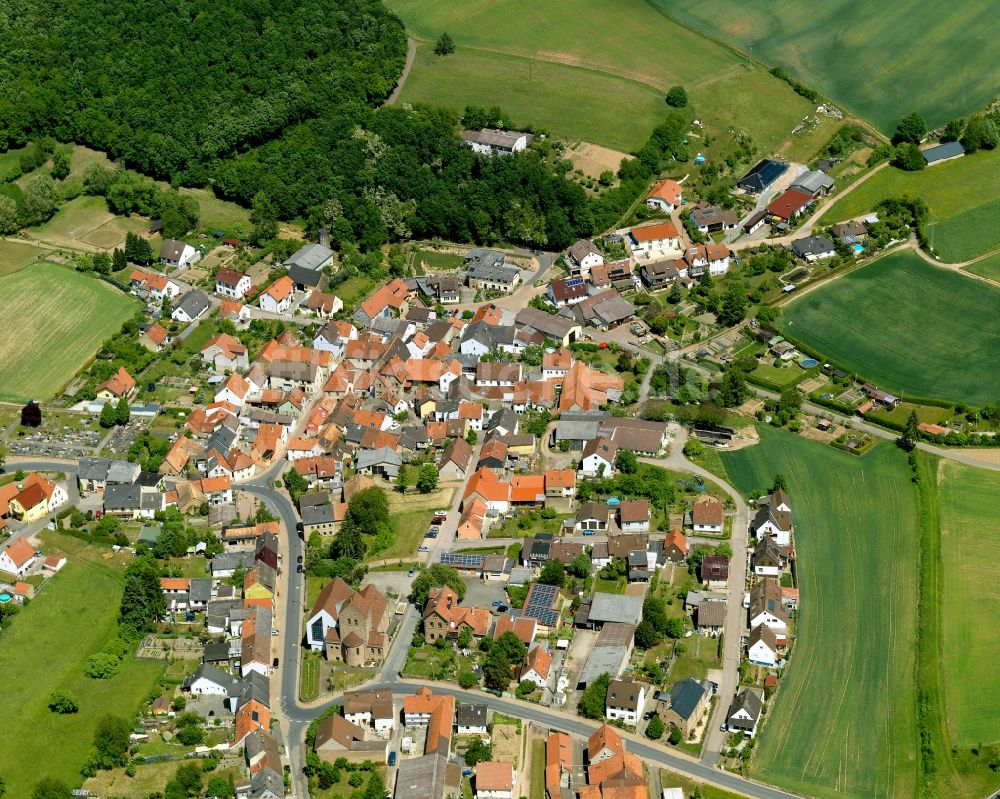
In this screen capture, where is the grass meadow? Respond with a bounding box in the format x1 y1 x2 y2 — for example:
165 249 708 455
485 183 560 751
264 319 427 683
820 149 1000 262
655 0 1000 133
1 533 163 798
779 251 1000 406
0 239 45 277
720 427 919 799
938 461 1000 747
0 261 137 402
388 0 815 151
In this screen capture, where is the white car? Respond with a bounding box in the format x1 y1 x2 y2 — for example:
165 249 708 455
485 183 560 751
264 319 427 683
418 545 430 553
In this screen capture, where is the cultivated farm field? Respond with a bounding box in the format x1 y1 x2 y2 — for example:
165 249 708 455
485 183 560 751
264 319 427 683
820 149 1000 262
656 0 1000 133
939 461 1000 747
964 251 1000 283
1 533 163 798
720 427 919 799
0 261 137 402
388 0 816 151
780 251 1000 406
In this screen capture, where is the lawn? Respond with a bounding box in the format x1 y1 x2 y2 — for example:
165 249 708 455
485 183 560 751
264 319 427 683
0 239 45 277
655 0 1000 133
387 0 814 151
964 251 1000 283
530 739 546 799
719 426 919 799
938 461 1000 747
300 651 322 701
820 149 1000 261
411 247 466 271
780 251 1000 406
0 261 138 402
1 532 164 799
868 401 951 428
179 187 250 231
748 362 804 388
381 508 432 560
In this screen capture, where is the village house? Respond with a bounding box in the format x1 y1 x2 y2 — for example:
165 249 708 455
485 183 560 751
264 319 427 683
580 437 616 477
618 500 650 533
659 678 711 738
747 623 779 667
738 159 789 194
343 689 396 737
160 238 200 268
547 277 588 308
259 275 294 314
689 204 739 235
130 269 182 301
766 189 813 223
0 537 37 576
701 555 729 589
202 333 249 372
422 585 491 643
726 688 764 737
791 234 836 262
475 761 515 799
691 495 724 533
683 243 732 276
748 577 788 635
645 178 683 212
139 322 171 352
605 678 646 727
314 714 389 765
305 578 391 665
627 222 681 259
215 268 252 299
663 529 687 563
96 367 137 402
790 169 834 198
171 290 211 323
306 290 343 318
465 250 521 293
566 239 604 277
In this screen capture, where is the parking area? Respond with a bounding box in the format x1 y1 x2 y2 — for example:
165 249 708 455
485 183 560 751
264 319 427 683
462 576 508 609
364 569 416 599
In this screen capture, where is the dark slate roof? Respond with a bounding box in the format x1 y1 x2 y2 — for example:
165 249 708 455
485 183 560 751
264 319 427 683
175 290 210 319
104 483 141 510
791 235 835 258
739 159 788 192
727 688 764 725
923 141 965 163
668 677 710 720
456 703 487 727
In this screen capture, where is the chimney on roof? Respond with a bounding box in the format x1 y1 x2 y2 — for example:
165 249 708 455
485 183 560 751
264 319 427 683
318 228 330 248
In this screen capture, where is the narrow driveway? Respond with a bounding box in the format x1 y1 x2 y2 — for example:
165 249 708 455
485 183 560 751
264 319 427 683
640 426 750 763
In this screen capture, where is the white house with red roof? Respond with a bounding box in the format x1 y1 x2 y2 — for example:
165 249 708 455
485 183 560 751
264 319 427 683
0 537 37 577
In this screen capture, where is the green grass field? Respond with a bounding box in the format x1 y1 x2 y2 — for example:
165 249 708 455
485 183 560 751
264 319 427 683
2 533 163 798
780 251 1000 405
964 251 1000 282
719 427 919 799
0 261 137 402
939 461 1000 747
388 0 814 151
655 0 1000 133
0 239 45 277
820 150 1000 262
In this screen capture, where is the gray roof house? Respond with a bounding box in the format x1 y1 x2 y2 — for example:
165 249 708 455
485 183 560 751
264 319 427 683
666 677 712 723
465 250 521 291
585 592 644 627
355 447 402 479
104 483 142 513
791 235 836 262
726 688 764 736
284 243 333 289
107 459 141 484
923 140 966 166
172 290 211 323
789 170 834 198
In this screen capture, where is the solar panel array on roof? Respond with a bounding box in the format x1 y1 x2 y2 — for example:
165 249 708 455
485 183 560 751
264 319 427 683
565 277 584 288
522 582 560 627
440 552 486 568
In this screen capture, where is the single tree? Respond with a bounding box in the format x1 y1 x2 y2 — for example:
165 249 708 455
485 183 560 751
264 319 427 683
51 149 71 180
112 247 127 272
668 725 683 745
769 473 788 493
717 283 749 327
891 142 925 171
464 738 492 766
719 369 748 408
416 463 439 494
568 552 591 579
898 409 920 451
395 468 407 493
893 112 927 145
0 196 19 234
647 714 665 739
665 85 688 108
411 564 465 606
482 649 512 690
614 449 638 474
93 714 131 768
99 402 117 429
115 396 131 426
495 630 528 665
634 618 661 649
458 669 478 689
434 32 455 56
941 118 965 142
538 559 565 587
578 672 611 719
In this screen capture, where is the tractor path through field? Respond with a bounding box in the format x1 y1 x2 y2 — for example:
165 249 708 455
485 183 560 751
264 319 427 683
386 37 417 105
447 40 675 94
909 238 1000 286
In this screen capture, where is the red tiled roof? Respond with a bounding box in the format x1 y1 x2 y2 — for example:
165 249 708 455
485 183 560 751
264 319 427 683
630 222 679 242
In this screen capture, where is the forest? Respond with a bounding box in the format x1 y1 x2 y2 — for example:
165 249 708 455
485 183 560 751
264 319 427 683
0 0 688 249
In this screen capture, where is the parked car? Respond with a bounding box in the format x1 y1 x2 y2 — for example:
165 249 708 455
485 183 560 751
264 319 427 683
296 554 303 563
273 657 280 668
418 545 430 553
496 604 508 613
491 599 504 607
583 530 595 536
429 526 440 533
297 564 304 573
407 568 415 577
388 751 397 767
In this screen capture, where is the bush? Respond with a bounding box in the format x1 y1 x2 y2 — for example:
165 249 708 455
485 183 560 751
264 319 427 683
682 439 704 458
48 691 80 714
646 715 665 739
458 670 478 689
666 86 688 107
84 653 121 679
176 725 204 746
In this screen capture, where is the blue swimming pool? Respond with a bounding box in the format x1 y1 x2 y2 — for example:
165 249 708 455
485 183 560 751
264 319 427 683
0 593 12 602
852 243 864 254
801 358 819 367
